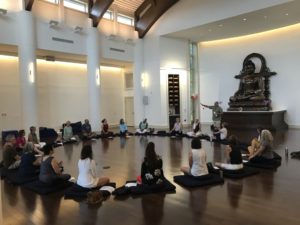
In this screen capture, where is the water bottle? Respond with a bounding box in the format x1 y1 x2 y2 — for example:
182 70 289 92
220 170 223 178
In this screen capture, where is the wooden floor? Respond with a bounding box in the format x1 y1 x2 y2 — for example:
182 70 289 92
1 127 300 225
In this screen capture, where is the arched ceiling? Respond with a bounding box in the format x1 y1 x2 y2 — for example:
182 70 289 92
25 0 179 38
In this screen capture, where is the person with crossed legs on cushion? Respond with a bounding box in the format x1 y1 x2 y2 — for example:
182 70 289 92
187 119 202 137
16 130 26 152
180 138 209 176
39 144 71 185
28 126 39 144
119 118 129 137
2 134 21 170
136 118 149 134
101 119 114 138
170 117 183 136
215 135 243 170
18 142 41 177
82 119 97 139
141 142 164 185
249 129 274 163
63 121 75 142
212 122 228 142
77 145 110 188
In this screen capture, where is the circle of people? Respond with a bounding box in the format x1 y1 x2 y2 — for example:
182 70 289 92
2 114 275 194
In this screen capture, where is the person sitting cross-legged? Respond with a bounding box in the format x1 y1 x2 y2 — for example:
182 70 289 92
16 129 26 152
141 142 164 185
82 119 97 140
170 117 183 137
39 144 71 185
77 145 110 188
187 119 202 138
180 138 209 176
2 134 21 170
136 118 149 135
215 135 243 170
119 118 129 137
63 121 76 142
212 122 228 142
101 119 114 138
18 142 41 177
249 129 274 163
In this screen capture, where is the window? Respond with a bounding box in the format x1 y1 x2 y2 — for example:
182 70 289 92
64 0 88 13
103 10 114 20
117 14 134 26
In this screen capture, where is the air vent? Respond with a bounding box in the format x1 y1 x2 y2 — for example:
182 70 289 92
109 48 125 53
52 37 74 44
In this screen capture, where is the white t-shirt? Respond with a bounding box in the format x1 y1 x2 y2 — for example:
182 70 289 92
220 128 228 140
77 158 99 188
191 149 209 176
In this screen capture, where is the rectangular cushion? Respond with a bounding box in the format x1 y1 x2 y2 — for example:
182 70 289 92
23 180 73 195
173 174 224 188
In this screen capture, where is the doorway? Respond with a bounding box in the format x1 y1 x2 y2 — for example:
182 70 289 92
124 97 134 126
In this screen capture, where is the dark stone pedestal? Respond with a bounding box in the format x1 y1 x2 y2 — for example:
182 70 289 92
221 110 288 131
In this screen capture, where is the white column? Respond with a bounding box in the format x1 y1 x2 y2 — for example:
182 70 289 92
86 27 101 131
133 39 144 127
18 11 38 130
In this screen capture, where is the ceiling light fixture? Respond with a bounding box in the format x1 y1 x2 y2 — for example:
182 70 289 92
73 26 83 33
49 20 59 28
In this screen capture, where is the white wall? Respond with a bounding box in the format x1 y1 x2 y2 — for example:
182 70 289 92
0 56 21 130
142 34 162 127
160 37 190 126
149 0 291 36
0 12 18 45
37 60 88 129
198 23 300 126
0 57 125 131
139 35 190 128
100 67 125 126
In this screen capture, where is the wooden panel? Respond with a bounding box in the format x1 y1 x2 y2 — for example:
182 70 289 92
134 0 179 38
222 110 288 131
25 0 35 11
111 0 144 16
89 0 114 27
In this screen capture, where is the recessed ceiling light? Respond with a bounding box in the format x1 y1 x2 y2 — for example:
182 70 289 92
218 24 223 27
242 18 247 21
285 13 289 16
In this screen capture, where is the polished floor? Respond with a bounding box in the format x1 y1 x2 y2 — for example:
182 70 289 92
1 127 300 225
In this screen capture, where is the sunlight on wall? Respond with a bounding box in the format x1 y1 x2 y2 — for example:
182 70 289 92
201 23 300 46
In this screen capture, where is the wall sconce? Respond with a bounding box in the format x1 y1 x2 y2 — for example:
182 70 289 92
28 62 35 83
73 26 83 33
49 20 59 28
141 73 146 88
0 8 7 16
96 68 100 86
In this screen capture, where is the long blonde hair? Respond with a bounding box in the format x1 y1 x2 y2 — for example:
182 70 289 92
260 129 273 146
